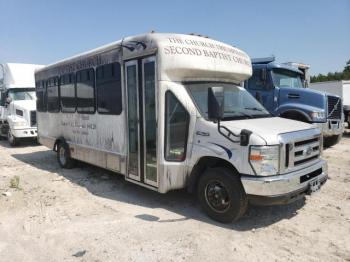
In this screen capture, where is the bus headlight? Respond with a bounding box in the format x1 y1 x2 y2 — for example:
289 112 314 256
249 145 280 176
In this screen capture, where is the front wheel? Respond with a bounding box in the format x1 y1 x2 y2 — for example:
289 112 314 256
7 130 18 147
197 167 247 223
57 142 76 168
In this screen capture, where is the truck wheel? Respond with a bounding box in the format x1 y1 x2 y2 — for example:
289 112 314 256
7 130 18 146
324 134 342 148
57 142 76 169
197 167 247 223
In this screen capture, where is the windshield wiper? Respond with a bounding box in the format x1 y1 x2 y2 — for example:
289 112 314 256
244 107 263 111
222 111 253 119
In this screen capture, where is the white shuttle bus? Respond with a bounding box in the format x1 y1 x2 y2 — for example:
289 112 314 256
0 63 44 146
35 33 328 222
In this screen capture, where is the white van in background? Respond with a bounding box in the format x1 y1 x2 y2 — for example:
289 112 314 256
35 33 327 222
0 63 44 146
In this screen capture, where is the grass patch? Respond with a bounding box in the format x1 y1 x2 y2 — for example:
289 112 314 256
9 176 20 189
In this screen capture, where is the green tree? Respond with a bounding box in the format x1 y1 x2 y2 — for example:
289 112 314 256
311 59 350 82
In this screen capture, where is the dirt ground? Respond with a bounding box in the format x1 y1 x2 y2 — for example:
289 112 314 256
0 133 350 262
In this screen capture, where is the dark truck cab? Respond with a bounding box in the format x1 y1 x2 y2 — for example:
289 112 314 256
244 57 343 147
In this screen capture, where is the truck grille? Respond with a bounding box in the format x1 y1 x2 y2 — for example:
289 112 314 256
30 111 37 127
327 96 341 119
292 137 320 167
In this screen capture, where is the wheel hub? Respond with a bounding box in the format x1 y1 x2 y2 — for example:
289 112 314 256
205 181 230 213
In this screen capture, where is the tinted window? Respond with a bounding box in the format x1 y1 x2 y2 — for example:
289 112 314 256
96 62 122 114
144 61 157 182
36 81 47 112
165 91 190 161
76 68 95 114
47 77 60 112
60 73 76 112
247 69 267 90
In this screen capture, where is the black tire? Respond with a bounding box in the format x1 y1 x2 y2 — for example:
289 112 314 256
7 130 18 147
324 134 342 148
57 142 76 168
197 167 247 223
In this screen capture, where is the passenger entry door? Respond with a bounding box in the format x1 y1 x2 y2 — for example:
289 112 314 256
125 57 158 187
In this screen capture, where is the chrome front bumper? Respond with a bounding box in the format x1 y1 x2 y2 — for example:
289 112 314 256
241 160 327 197
314 120 343 137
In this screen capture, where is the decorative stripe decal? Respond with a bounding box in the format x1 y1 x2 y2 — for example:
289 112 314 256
209 143 233 159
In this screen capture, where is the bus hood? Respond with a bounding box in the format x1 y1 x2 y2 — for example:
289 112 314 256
222 117 316 145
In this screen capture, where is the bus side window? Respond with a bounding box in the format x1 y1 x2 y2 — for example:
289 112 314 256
76 68 95 114
47 77 60 112
164 91 190 162
60 73 76 113
36 80 47 112
96 62 122 115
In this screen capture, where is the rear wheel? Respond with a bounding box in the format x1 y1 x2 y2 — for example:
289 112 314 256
324 134 342 148
197 167 247 223
57 142 76 168
7 130 18 147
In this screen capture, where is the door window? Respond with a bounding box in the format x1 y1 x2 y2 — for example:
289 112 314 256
143 61 157 182
165 91 190 161
248 69 267 90
127 64 139 179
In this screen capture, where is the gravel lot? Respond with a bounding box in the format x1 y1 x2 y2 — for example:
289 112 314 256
0 133 350 262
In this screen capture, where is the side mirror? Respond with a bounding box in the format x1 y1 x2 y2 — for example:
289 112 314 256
5 97 12 106
303 79 308 88
208 86 224 121
261 68 267 82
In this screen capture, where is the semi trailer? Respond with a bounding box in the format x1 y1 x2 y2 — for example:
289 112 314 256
0 63 44 146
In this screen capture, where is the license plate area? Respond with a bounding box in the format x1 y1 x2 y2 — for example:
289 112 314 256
308 177 321 193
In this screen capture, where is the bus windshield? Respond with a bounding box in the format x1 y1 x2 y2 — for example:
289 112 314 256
8 88 36 101
186 82 270 120
272 69 304 88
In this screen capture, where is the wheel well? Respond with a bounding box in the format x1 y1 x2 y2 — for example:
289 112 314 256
53 137 65 152
187 156 239 194
280 110 310 123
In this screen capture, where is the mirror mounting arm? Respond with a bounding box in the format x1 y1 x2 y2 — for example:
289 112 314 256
216 119 240 144
217 120 252 146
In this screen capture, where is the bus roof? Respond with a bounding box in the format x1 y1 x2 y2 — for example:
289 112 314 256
36 33 252 83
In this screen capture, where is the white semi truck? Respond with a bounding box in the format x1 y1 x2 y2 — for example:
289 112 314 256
35 33 328 223
0 63 44 146
309 80 350 128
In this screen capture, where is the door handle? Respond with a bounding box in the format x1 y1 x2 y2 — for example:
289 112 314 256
196 131 210 136
288 93 300 99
